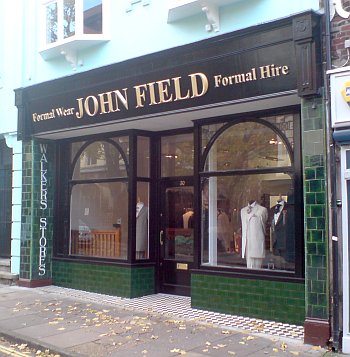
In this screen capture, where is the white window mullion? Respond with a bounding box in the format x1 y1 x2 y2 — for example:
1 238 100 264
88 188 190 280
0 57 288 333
57 0 64 42
75 0 83 37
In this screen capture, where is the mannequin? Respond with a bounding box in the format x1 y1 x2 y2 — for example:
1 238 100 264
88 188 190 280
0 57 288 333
271 197 294 262
240 200 268 269
136 200 148 259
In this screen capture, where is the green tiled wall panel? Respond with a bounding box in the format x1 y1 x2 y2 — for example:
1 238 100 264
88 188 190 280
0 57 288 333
191 274 305 325
301 95 329 321
20 140 55 281
52 260 155 298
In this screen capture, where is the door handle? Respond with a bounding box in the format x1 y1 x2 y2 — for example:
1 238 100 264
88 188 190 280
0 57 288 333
160 230 164 246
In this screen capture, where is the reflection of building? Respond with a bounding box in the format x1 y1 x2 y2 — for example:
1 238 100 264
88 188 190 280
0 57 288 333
10 0 333 349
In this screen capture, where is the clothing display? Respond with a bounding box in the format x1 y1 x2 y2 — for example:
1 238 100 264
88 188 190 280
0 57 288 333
271 199 294 262
240 201 268 269
217 209 231 252
136 202 148 258
182 209 194 229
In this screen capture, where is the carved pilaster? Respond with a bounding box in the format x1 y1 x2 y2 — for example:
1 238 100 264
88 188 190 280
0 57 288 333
293 13 322 97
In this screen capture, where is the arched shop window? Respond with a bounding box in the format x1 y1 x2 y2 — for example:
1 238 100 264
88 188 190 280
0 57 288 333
70 137 129 260
200 113 300 274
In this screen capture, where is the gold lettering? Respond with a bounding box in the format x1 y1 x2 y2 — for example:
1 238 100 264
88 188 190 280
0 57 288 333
282 65 289 75
134 84 148 108
113 89 129 111
156 79 173 103
76 98 84 119
98 91 115 114
173 76 190 101
147 82 158 105
84 96 99 116
260 65 272 79
189 72 208 98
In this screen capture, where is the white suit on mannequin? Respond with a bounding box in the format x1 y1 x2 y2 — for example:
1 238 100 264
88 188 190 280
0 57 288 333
240 201 268 269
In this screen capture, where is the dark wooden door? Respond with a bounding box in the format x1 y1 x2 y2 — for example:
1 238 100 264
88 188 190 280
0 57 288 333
159 180 194 296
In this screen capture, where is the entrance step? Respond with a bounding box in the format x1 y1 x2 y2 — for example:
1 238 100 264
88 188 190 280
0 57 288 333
0 259 18 285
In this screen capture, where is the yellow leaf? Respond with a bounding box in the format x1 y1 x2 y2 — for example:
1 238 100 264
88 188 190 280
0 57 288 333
228 352 236 356
202 349 209 352
290 352 300 356
170 348 180 353
239 341 246 345
151 335 159 339
222 330 230 334
141 350 148 354
205 341 211 346
217 344 227 348
49 321 59 325
180 350 187 355
246 336 255 341
57 327 65 331
272 348 279 352
312 346 321 351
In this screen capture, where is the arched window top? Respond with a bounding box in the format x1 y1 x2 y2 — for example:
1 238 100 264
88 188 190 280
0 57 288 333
72 140 128 180
203 121 292 172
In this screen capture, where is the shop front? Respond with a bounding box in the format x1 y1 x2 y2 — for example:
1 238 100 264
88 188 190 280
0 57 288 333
16 10 329 344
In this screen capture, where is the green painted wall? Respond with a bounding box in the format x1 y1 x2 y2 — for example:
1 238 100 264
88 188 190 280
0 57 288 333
191 274 305 325
53 260 155 298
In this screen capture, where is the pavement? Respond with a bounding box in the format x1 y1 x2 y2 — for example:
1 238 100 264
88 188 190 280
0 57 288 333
0 284 342 357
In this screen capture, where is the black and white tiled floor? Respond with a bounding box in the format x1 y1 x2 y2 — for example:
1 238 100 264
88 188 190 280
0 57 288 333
38 286 304 340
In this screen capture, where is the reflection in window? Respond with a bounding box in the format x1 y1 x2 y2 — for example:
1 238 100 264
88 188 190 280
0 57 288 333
137 136 150 178
201 117 296 272
161 133 193 177
204 122 291 172
63 0 76 38
70 138 129 260
46 1 58 44
72 140 128 180
83 0 103 34
70 182 128 259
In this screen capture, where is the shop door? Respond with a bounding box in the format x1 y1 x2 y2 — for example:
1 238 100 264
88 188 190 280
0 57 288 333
159 180 194 296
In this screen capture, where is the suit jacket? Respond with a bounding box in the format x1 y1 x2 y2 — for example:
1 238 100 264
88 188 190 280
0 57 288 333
241 203 268 259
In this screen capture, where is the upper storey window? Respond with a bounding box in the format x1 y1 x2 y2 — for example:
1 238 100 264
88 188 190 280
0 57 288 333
41 0 109 60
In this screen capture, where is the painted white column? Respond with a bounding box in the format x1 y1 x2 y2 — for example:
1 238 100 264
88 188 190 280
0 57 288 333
5 133 22 275
341 146 350 353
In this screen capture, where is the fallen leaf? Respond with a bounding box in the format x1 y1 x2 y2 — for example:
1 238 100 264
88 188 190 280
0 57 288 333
312 346 321 351
57 327 66 331
228 352 236 356
290 352 300 356
272 348 279 352
222 330 230 334
280 342 288 351
246 336 255 341
170 348 181 353
217 344 227 348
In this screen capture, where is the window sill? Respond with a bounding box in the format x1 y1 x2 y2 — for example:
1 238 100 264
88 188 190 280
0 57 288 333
167 0 245 31
40 36 109 64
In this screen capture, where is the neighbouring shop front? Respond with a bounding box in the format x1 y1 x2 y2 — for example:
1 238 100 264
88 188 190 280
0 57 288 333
16 11 330 345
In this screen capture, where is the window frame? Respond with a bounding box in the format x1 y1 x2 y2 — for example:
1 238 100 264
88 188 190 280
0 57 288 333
196 109 304 281
40 0 110 58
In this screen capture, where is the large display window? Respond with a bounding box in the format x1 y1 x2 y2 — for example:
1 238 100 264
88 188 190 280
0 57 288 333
200 113 300 273
69 138 129 259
